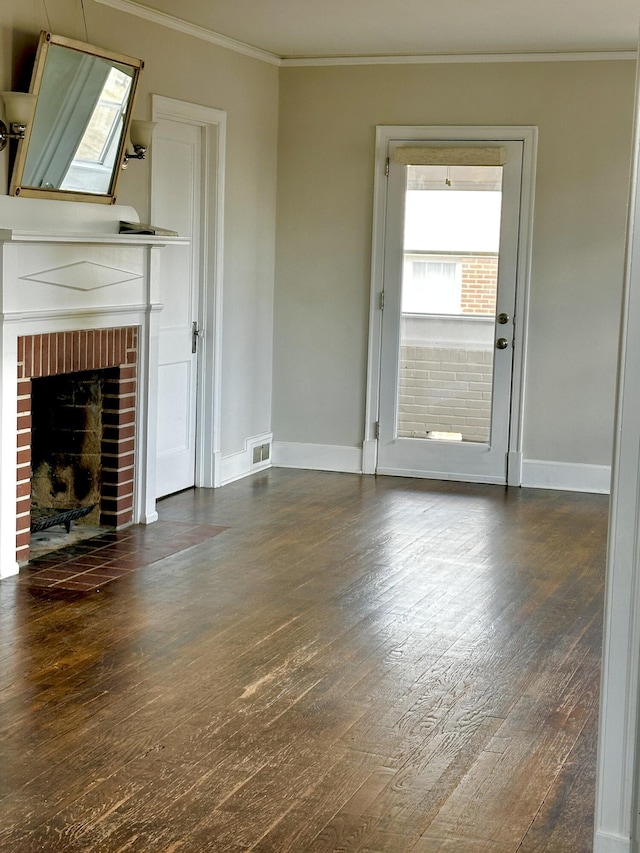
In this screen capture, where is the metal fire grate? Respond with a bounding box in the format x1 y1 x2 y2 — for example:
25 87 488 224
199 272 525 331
30 504 96 534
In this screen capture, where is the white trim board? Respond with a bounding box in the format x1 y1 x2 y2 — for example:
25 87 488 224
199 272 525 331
216 432 273 486
92 1 635 67
272 442 363 474
282 51 636 67
151 95 227 493
521 460 612 494
593 831 631 853
272 445 612 493
376 467 506 485
94 0 280 65
594 44 640 849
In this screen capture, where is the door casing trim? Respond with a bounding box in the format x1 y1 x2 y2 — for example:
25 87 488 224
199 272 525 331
151 95 227 489
364 125 538 485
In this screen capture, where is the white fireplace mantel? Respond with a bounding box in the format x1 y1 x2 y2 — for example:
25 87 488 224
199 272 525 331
0 229 181 245
0 195 187 578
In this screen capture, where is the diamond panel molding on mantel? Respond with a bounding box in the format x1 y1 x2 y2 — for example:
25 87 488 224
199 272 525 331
21 261 142 291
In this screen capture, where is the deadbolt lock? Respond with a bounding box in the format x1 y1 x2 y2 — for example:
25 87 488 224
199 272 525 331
496 337 509 350
497 312 510 325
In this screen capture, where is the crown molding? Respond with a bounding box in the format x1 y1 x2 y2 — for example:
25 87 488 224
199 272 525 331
91 0 637 68
92 0 282 66
281 50 636 67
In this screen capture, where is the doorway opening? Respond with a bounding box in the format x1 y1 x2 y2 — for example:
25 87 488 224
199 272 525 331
364 126 537 485
151 95 227 496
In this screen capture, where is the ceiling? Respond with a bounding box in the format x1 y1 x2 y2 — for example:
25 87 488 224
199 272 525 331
116 0 639 61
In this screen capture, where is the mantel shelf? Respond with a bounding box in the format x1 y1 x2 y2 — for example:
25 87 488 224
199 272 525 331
0 229 188 247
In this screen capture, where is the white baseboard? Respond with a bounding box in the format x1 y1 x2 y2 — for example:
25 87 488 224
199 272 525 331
507 450 523 486
362 438 377 474
270 446 611 492
215 431 273 486
272 441 363 474
521 459 612 494
0 561 19 579
593 830 631 853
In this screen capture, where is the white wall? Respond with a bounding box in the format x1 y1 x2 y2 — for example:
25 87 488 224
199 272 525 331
595 53 640 853
0 0 279 468
273 61 635 474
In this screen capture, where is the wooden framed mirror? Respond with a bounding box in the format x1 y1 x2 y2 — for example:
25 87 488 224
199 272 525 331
9 31 143 204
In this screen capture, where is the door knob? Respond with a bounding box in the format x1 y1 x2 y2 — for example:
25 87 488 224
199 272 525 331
497 312 510 325
496 337 509 350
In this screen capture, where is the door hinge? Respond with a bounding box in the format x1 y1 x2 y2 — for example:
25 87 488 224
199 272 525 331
379 291 385 310
375 421 380 439
385 157 390 177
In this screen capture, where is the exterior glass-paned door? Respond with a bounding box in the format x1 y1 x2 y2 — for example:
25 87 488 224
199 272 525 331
377 141 524 483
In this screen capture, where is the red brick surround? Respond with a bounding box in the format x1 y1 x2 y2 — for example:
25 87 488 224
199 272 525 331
16 327 138 564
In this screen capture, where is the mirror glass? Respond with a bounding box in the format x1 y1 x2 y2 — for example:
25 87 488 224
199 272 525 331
10 32 143 204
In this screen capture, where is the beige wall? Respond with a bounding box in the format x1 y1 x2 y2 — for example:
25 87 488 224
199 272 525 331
273 61 635 466
0 0 279 459
1 3 634 473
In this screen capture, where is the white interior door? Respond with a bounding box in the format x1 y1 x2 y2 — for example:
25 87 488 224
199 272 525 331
377 140 524 484
152 119 202 497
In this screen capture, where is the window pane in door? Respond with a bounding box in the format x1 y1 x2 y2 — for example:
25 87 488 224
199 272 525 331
397 164 503 444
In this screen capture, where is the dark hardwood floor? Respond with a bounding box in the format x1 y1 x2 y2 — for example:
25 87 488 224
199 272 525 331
0 470 607 852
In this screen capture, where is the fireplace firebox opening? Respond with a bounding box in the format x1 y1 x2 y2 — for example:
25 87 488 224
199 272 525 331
31 369 113 542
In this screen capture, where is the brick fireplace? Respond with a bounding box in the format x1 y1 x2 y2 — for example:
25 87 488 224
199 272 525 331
16 327 138 564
